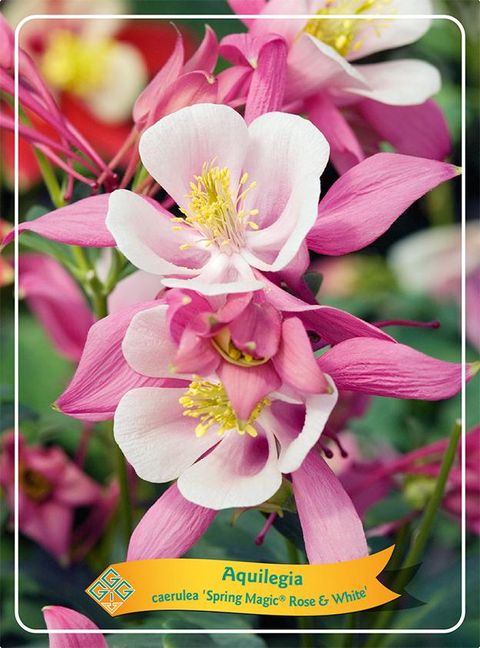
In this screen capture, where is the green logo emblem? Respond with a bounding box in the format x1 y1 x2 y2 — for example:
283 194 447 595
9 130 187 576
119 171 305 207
87 567 135 615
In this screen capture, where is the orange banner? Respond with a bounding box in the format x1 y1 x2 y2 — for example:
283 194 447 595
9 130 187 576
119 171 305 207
86 546 398 617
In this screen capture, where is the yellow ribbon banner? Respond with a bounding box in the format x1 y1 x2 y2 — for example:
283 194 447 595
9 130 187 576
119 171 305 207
86 546 398 617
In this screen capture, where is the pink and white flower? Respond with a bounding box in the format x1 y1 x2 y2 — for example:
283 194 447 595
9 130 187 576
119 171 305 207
5 147 459 295
122 288 333 420
0 432 118 563
53 277 392 422
105 103 330 295
225 0 450 170
56 285 468 512
112 369 338 511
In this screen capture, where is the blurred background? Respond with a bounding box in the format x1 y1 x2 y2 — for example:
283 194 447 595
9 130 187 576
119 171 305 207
0 1 478 646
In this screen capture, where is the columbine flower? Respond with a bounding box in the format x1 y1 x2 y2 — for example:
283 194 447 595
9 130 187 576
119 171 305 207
54 274 396 423
113 375 336 511
105 103 330 295
0 432 117 563
5 145 459 293
122 289 333 420
56 296 468 507
224 0 450 170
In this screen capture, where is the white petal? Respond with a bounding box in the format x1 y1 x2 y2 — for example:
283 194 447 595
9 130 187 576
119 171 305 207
114 387 217 483
270 376 338 473
122 305 178 377
108 271 164 313
286 33 367 103
139 103 249 209
242 176 321 271
244 110 329 228
347 60 441 106
106 189 208 276
162 253 265 295
346 0 433 61
177 427 281 509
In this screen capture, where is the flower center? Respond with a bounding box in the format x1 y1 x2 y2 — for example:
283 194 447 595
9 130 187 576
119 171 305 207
41 30 113 96
211 328 268 367
303 0 391 57
19 466 52 501
175 161 259 252
179 378 270 438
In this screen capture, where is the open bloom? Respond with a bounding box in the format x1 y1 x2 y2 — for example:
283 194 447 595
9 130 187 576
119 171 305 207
122 288 336 420
225 0 450 171
0 432 118 562
53 273 393 423
106 103 330 295
5 145 459 294
114 376 338 510
57 293 468 506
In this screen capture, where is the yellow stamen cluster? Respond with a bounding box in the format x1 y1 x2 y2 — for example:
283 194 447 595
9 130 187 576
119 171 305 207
41 30 113 95
174 161 259 251
211 328 268 367
19 466 52 501
303 0 392 58
179 378 270 438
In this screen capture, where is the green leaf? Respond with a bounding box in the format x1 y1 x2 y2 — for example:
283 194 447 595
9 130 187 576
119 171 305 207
19 231 76 271
18 313 74 413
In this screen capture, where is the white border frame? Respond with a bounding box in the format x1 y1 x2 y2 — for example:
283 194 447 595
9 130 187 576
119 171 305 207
13 11 466 637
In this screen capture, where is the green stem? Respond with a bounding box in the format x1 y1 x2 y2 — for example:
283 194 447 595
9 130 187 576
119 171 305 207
403 421 461 566
34 150 66 208
92 292 108 320
286 538 301 565
15 103 65 209
132 163 149 191
364 421 462 646
114 435 133 548
71 245 93 272
103 249 126 295
70 246 108 318
343 613 356 647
